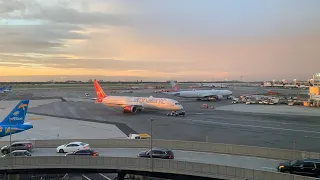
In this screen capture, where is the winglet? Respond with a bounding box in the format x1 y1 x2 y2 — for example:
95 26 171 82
93 80 107 101
0 100 29 125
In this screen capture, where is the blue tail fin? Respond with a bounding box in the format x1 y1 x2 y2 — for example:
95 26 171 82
0 100 29 125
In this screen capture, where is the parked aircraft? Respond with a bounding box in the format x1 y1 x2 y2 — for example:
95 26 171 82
166 82 233 101
4 86 12 93
0 86 12 93
0 100 33 137
261 80 285 88
198 83 227 88
261 79 313 89
155 81 179 93
93 80 184 114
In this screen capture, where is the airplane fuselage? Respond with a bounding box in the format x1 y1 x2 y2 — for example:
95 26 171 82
101 96 183 111
175 89 232 98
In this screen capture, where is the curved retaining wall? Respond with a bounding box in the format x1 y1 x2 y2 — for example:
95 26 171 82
0 156 313 180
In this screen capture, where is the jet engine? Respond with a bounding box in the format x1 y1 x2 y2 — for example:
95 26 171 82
216 95 223 99
123 105 138 113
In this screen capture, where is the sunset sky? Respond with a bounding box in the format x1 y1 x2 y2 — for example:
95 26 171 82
0 0 319 82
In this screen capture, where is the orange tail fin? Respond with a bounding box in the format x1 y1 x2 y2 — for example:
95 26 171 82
93 80 107 99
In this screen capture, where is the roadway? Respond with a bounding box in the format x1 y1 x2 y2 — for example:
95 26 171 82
30 147 280 172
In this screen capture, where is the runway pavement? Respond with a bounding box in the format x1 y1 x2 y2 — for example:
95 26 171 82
2 86 320 153
26 97 320 152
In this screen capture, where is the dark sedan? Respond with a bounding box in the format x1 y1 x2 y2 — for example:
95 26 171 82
138 148 174 159
277 159 320 178
65 149 99 156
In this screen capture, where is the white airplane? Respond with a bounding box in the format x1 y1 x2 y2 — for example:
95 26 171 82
261 80 285 88
198 83 227 88
155 80 180 93
290 79 313 89
166 82 233 101
0 86 12 93
93 80 184 114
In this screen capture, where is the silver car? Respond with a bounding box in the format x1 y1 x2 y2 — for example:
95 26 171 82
2 150 32 157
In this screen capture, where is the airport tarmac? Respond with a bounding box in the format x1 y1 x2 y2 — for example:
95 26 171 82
1 86 319 153
0 100 128 141
0 86 318 180
0 114 128 141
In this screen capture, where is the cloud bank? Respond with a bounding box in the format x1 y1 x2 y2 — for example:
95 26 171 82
0 0 319 81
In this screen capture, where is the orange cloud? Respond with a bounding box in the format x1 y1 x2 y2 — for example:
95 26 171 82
0 65 173 77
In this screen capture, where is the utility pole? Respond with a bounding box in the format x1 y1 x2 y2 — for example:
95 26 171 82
9 119 12 157
150 118 154 172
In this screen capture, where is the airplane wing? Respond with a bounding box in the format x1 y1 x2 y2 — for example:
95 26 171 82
201 93 222 99
163 92 179 95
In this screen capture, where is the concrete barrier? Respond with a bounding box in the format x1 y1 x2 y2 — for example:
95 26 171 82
1 139 319 161
0 156 314 180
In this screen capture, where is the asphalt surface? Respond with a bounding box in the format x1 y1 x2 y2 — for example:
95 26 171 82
2 86 320 152
27 95 320 152
28 147 279 172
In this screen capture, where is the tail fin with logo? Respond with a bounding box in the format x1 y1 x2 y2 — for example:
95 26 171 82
93 80 107 101
170 80 179 91
0 100 29 125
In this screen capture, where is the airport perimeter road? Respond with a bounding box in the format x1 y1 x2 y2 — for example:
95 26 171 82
28 100 320 152
30 148 280 172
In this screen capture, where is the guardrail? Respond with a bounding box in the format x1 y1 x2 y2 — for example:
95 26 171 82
1 139 319 161
0 156 314 180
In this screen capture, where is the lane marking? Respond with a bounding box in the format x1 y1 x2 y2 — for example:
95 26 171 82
82 174 91 180
99 173 112 180
189 119 320 134
199 115 320 128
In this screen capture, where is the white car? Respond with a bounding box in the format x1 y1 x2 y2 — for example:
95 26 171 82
56 142 90 153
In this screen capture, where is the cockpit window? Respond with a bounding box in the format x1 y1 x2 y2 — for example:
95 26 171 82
175 103 180 105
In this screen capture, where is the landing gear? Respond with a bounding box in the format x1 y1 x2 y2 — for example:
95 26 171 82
167 111 186 116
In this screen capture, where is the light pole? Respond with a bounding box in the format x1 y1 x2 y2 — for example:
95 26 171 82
150 118 154 172
9 119 12 157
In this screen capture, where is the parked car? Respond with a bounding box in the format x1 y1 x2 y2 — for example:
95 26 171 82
277 158 320 178
2 150 32 157
1 141 33 154
138 148 174 159
56 142 90 153
65 149 99 156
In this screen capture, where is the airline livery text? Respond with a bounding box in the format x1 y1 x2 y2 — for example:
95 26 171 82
132 97 166 104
